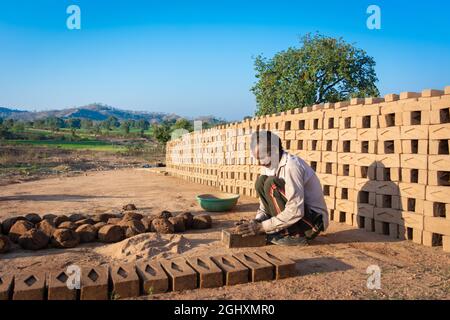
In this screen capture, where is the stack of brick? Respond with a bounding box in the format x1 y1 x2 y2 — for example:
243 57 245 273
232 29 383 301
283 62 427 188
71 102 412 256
166 86 450 252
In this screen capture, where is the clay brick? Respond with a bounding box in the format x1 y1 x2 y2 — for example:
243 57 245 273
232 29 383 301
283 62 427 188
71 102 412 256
233 252 274 282
422 89 444 97
186 256 223 288
424 216 450 236
135 260 169 295
211 254 249 286
400 92 421 100
48 270 77 300
254 251 296 280
80 266 109 300
110 264 140 299
221 229 267 248
160 258 197 291
402 139 428 154
384 93 399 102
0 274 14 300
446 86 450 95
443 236 450 252
399 182 426 200
13 272 46 300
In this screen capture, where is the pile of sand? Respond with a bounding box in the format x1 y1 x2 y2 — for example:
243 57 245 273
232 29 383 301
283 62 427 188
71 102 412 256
94 232 192 263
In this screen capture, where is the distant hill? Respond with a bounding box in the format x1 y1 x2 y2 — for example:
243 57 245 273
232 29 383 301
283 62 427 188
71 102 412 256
0 103 224 125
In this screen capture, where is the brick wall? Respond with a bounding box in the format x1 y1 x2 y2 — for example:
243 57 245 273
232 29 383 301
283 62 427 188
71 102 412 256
166 87 450 252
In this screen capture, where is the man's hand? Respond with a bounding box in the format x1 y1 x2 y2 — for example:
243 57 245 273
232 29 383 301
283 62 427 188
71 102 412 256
235 220 264 237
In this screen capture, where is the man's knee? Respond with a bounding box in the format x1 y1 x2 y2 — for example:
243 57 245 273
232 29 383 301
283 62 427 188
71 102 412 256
263 176 280 194
255 175 268 196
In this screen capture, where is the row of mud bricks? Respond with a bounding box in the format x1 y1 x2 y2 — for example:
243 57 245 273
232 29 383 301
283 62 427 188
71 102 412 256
0 250 296 300
166 87 450 252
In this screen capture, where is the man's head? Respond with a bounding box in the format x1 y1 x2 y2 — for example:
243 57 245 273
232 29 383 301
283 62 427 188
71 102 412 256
250 130 283 168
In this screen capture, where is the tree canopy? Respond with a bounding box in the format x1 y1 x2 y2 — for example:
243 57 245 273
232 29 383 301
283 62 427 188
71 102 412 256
251 33 380 116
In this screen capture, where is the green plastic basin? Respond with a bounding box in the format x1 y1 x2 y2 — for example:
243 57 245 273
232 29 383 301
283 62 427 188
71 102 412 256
196 193 240 212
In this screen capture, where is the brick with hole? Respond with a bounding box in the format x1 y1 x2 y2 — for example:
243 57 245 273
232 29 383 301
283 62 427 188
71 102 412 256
76 224 97 243
110 264 140 299
24 213 42 225
18 229 49 250
13 272 46 300
48 270 77 300
192 214 212 229
0 274 14 300
135 260 169 294
255 250 297 279
0 235 11 254
160 258 197 291
168 216 186 232
186 256 223 288
80 266 109 300
9 220 34 243
151 218 174 234
117 219 146 238
211 254 249 286
233 252 274 282
51 228 80 248
98 224 124 243
37 219 55 238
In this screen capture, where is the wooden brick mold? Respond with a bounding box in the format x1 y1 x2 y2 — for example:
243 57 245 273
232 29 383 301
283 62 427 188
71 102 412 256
222 229 267 248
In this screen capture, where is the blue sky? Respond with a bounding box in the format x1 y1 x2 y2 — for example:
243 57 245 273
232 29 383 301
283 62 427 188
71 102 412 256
0 0 449 121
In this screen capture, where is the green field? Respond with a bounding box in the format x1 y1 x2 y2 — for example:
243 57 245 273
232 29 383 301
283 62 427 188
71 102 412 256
3 139 126 152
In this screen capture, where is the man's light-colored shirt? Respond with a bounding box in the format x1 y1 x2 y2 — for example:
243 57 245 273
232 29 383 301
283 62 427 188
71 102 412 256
256 151 329 234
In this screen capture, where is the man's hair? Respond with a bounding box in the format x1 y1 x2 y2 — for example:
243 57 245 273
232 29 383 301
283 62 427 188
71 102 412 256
250 130 283 157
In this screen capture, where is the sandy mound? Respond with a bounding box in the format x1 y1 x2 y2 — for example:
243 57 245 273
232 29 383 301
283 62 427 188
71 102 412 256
94 232 192 263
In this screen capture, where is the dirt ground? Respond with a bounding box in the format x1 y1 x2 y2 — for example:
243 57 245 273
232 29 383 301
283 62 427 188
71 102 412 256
0 168 449 300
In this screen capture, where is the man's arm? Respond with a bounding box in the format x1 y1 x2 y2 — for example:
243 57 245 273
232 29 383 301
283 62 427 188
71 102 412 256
261 162 305 233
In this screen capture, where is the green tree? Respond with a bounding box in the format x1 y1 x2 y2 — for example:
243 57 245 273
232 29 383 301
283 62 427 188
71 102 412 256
45 117 64 132
153 123 172 144
136 119 150 131
251 33 379 115
81 119 93 130
121 120 131 135
102 116 120 130
172 118 193 132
